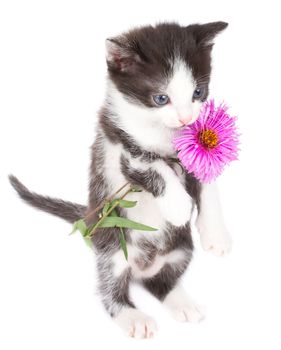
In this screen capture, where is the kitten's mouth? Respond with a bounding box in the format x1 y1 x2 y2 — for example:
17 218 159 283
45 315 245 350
174 123 192 130
171 124 187 131
174 118 197 129
170 117 197 130
178 118 197 130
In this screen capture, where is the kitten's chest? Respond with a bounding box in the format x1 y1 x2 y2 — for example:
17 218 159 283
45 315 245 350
103 141 166 235
103 140 185 242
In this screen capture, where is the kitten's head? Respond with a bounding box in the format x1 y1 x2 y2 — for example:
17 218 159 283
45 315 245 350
106 22 228 130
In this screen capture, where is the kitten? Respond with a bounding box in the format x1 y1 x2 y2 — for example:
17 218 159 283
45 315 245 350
9 21 232 338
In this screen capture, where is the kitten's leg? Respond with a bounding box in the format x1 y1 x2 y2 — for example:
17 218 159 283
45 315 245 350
96 253 157 338
195 181 232 256
143 266 204 323
121 155 193 227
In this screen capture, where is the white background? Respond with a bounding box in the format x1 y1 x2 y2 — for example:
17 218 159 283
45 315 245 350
1 0 280 349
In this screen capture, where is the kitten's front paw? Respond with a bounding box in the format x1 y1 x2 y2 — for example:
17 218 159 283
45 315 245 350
157 191 193 227
114 308 157 339
196 219 232 256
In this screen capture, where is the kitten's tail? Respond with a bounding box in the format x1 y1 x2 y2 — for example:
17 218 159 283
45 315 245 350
9 175 87 223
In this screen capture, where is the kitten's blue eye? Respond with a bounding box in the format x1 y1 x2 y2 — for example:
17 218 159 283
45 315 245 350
153 94 169 106
193 87 204 99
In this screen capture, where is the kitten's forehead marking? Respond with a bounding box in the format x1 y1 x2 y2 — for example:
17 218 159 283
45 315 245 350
167 59 195 107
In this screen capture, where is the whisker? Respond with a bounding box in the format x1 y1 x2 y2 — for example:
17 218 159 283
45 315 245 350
196 73 210 80
195 74 211 84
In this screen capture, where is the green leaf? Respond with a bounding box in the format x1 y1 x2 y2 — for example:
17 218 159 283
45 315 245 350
70 219 88 236
102 202 111 216
70 221 78 235
110 208 118 217
83 235 93 248
131 186 142 192
117 199 137 208
119 227 128 260
110 199 119 206
97 216 157 231
83 223 95 237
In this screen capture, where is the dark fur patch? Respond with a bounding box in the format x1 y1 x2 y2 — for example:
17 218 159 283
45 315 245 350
120 155 166 197
142 223 193 300
9 175 86 223
164 222 194 252
143 263 188 300
96 253 135 317
106 22 228 107
184 172 202 211
85 132 110 225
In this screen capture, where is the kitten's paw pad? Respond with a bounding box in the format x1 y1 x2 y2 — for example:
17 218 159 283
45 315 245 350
197 222 232 256
170 303 205 323
114 308 157 339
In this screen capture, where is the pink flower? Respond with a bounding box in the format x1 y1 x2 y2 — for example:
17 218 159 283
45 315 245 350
173 99 240 183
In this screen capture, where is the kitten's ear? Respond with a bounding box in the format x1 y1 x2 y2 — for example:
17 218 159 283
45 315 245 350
189 21 228 47
105 37 142 73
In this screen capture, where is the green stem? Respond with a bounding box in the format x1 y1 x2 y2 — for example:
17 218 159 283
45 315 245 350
119 227 128 260
83 182 130 226
88 186 134 236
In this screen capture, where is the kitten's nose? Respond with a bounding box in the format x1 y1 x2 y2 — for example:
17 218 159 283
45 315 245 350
179 116 192 125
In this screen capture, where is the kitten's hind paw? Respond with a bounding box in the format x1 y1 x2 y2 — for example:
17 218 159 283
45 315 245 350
163 286 205 323
114 308 157 339
168 303 205 323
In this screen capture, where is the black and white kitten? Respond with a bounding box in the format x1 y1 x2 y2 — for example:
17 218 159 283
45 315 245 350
10 21 232 339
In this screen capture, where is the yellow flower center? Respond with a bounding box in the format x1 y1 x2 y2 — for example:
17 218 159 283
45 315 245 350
199 129 219 149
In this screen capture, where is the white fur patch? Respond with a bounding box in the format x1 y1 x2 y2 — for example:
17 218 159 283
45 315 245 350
166 60 201 125
126 155 193 229
196 181 232 256
114 308 157 339
131 249 186 279
163 285 205 323
112 249 130 277
153 162 193 227
103 139 127 194
112 246 186 279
